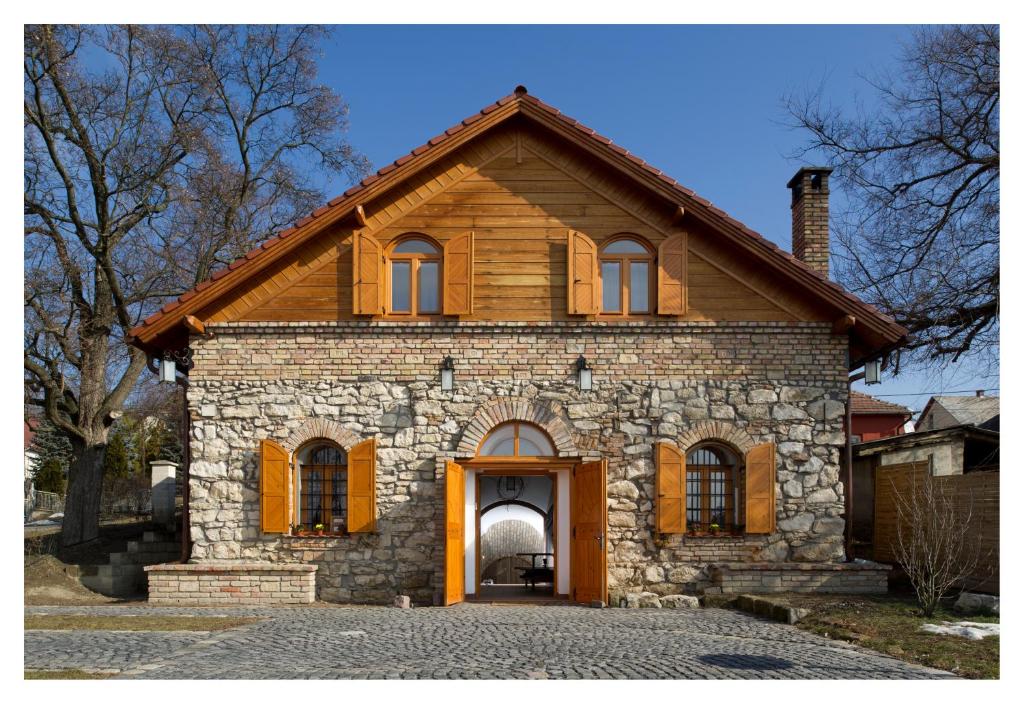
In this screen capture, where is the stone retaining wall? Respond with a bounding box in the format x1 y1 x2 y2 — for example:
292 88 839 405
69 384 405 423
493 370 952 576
707 561 890 594
145 562 316 605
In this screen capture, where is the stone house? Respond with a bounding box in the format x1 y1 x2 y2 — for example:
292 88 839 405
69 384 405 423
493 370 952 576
130 87 906 606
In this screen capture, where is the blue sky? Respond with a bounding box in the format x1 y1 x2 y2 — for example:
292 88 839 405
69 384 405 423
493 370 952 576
317 25 997 417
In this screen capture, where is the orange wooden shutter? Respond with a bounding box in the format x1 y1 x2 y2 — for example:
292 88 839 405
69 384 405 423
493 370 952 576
259 439 289 534
347 437 377 532
567 230 598 315
444 460 465 606
655 442 686 533
443 231 474 315
352 230 382 315
657 232 687 315
745 442 777 534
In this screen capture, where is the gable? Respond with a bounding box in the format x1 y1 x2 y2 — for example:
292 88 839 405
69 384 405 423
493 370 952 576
211 121 822 324
130 88 906 363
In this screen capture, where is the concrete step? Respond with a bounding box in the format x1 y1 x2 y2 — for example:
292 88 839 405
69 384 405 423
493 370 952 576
80 571 147 597
126 540 179 555
109 550 179 566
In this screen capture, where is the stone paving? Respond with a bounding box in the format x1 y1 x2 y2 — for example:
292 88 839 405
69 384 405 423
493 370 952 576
24 604 955 679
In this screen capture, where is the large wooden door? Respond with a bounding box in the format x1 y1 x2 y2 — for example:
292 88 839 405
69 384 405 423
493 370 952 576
571 459 607 605
444 460 465 606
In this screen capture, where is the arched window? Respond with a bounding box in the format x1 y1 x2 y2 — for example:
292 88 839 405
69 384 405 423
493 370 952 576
686 444 739 532
478 421 556 457
599 235 654 315
296 442 347 532
386 235 441 315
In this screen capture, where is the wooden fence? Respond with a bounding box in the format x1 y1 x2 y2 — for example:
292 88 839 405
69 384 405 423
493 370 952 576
874 463 999 594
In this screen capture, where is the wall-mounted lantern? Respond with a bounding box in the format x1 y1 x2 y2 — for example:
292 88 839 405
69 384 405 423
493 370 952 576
576 355 593 391
159 354 177 384
864 358 882 385
440 355 455 391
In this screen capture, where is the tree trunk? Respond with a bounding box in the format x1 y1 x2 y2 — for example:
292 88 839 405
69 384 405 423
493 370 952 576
61 440 108 546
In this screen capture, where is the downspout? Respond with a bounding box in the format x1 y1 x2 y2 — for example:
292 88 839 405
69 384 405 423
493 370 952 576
845 369 866 562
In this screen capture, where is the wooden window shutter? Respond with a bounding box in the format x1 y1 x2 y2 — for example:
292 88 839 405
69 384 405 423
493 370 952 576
352 230 382 315
655 442 686 533
745 442 777 534
347 437 377 532
259 439 289 534
566 230 598 315
657 232 687 315
443 231 474 315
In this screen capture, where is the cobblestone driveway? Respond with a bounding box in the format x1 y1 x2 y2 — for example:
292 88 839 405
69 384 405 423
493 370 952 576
25 604 954 679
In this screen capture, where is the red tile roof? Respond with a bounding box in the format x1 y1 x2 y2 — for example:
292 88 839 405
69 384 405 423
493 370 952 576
850 391 912 417
128 86 907 350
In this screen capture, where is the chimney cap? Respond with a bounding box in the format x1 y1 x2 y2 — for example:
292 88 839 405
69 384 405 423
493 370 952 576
787 166 833 190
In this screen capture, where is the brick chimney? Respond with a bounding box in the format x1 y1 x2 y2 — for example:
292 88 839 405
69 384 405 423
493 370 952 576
787 166 833 277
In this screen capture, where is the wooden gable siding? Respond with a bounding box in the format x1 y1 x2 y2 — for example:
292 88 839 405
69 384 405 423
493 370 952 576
201 121 826 324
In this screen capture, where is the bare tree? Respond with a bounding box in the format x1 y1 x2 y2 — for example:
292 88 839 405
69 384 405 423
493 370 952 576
891 470 981 616
787 25 999 374
24 25 366 546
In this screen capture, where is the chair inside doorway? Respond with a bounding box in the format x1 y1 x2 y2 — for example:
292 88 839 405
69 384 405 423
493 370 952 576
478 474 557 601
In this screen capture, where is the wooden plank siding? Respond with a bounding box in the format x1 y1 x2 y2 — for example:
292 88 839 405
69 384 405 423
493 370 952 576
874 464 999 594
195 121 830 324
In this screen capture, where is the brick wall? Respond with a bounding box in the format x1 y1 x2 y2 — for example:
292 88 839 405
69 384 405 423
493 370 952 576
145 563 316 605
709 561 890 594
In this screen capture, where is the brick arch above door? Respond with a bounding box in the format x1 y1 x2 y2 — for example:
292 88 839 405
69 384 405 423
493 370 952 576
285 418 364 454
674 421 758 455
457 398 578 457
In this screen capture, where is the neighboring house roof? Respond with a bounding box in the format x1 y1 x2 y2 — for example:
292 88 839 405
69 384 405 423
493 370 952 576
127 86 907 363
919 395 1000 431
850 391 912 417
853 423 999 458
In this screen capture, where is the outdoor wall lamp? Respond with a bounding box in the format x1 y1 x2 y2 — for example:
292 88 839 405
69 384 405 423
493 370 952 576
864 358 882 385
159 354 177 384
440 355 455 391
576 355 593 391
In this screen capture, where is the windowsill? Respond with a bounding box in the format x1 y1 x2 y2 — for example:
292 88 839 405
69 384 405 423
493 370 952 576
286 533 348 539
684 532 746 539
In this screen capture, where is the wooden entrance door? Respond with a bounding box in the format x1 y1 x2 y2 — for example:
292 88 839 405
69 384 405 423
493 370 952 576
571 459 607 605
444 460 465 606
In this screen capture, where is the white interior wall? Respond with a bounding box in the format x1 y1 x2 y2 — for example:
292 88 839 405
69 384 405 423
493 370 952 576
464 469 476 595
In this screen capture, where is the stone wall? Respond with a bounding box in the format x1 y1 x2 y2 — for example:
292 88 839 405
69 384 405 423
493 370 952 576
185 320 849 604
145 562 316 605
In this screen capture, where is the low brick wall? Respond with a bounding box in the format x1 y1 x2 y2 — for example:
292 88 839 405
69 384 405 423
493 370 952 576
145 562 316 605
707 561 890 594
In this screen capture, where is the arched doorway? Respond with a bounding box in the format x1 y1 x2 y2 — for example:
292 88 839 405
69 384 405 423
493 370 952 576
443 419 607 606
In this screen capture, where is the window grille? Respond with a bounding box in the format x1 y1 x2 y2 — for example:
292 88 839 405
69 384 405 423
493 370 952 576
686 445 740 532
298 444 346 531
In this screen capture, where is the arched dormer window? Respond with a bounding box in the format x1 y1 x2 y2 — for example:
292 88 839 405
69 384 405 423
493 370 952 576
478 421 556 457
599 235 654 316
386 235 442 315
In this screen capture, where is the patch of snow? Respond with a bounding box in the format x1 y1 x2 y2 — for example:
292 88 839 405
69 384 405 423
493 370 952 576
920 621 1000 640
